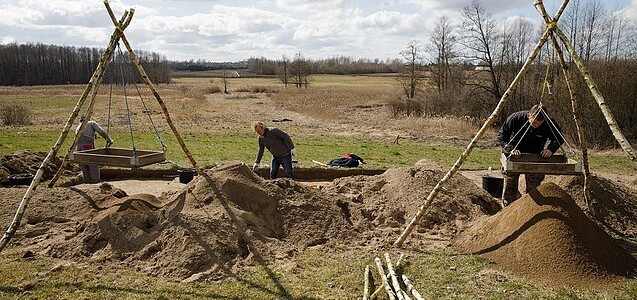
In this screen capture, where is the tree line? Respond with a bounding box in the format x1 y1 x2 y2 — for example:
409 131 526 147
0 43 171 86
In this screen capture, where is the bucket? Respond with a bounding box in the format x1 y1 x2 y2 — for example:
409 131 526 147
9 173 34 186
482 176 504 198
177 169 196 184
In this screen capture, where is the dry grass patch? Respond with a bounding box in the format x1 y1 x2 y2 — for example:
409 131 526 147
270 85 394 120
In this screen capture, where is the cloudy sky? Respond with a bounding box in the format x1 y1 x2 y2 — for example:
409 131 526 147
0 0 634 62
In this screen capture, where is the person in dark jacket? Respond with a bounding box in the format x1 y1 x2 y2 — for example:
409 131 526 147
497 104 563 205
252 121 297 179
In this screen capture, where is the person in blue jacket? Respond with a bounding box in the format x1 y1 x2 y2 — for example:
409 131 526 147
252 121 297 179
497 105 563 205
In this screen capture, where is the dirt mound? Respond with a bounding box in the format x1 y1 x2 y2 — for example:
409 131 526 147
325 159 501 245
555 174 637 241
0 151 64 185
454 182 636 288
1 160 501 280
42 162 357 279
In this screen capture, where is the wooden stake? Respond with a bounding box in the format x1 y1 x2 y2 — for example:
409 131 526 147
371 254 406 299
402 274 425 300
385 253 408 300
363 265 371 300
374 257 396 300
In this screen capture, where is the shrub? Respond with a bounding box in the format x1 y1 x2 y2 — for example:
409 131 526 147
387 97 424 117
203 85 222 94
235 86 276 93
1 104 32 125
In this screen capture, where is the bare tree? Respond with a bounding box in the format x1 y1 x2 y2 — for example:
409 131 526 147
222 69 229 94
427 16 459 93
602 11 629 61
580 0 605 61
460 0 503 116
278 54 289 87
398 40 425 99
290 52 310 88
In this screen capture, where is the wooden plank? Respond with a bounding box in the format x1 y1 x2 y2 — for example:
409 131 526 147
505 153 567 163
501 153 581 175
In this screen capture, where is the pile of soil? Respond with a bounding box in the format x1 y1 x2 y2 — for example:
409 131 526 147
24 163 359 279
0 160 500 280
324 159 501 247
555 174 637 242
0 151 63 185
454 182 636 288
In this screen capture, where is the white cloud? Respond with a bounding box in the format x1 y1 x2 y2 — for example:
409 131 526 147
275 0 345 13
357 11 424 35
0 0 632 61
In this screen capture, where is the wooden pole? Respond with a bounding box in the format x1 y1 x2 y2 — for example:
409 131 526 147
549 34 593 208
0 11 129 252
545 15 637 162
103 0 204 175
374 257 396 300
402 274 425 300
363 265 371 300
394 26 555 247
385 253 408 300
371 254 405 299
534 1 593 208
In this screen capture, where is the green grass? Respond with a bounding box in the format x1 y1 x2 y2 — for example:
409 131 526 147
1 249 636 300
0 129 501 170
1 129 635 174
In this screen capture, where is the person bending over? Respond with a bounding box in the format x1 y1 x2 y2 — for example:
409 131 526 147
497 104 563 205
252 121 297 179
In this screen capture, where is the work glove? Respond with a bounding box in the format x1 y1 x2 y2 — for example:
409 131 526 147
252 163 258 171
291 148 297 156
106 139 114 148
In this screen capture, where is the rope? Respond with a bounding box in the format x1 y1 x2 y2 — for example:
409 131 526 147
107 53 116 135
116 43 137 154
125 53 166 152
505 108 537 160
540 48 553 102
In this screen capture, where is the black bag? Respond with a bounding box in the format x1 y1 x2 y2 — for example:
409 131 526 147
328 153 364 168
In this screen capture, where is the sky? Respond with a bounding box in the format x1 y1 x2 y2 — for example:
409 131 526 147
0 0 634 62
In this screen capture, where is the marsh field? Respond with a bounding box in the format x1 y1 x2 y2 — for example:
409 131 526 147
1 74 637 299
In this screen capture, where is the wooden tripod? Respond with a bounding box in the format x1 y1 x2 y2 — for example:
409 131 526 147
394 0 637 248
0 0 203 252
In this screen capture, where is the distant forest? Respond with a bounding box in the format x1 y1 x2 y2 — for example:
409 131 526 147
0 43 171 86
